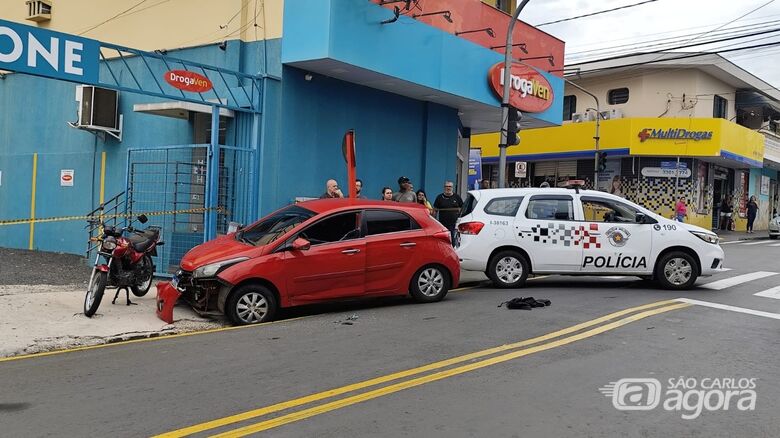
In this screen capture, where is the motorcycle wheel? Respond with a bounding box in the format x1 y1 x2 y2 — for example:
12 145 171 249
84 271 107 317
131 255 154 297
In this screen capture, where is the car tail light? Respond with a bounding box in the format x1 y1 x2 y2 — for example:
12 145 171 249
458 222 484 235
433 230 452 243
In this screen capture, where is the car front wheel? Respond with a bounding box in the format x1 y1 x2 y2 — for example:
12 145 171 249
410 265 450 303
487 250 530 288
226 285 278 325
656 251 698 290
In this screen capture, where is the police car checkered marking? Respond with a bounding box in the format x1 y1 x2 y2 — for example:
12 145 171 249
519 222 601 249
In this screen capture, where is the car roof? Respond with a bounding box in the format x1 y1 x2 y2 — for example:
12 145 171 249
297 198 427 214
468 188 625 201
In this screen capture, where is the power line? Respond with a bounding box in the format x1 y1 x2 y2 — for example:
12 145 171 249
535 0 660 27
78 0 149 36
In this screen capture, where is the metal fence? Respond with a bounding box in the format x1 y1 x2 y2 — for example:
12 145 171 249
125 144 254 274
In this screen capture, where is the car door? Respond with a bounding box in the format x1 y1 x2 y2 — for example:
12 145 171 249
363 209 425 294
578 195 654 274
283 211 365 304
517 194 582 272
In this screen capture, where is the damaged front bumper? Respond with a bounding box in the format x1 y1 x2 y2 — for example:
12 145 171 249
155 270 230 323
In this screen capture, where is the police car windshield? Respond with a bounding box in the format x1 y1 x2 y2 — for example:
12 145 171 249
238 205 315 246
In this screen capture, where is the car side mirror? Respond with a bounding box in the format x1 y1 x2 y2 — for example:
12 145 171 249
227 221 244 234
291 237 311 251
635 213 646 224
137 214 148 224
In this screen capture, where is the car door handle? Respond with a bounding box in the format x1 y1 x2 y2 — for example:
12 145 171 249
341 249 360 254
399 242 416 247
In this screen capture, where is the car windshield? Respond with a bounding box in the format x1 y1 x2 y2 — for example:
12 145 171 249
237 205 315 246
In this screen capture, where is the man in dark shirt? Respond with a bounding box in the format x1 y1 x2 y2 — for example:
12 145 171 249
433 181 463 244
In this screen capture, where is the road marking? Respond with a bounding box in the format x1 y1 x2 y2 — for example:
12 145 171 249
207 303 690 438
754 285 780 300
154 300 684 438
677 298 780 320
699 271 779 290
740 240 772 246
719 241 740 245
770 243 780 247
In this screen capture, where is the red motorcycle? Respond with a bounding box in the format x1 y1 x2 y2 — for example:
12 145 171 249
84 214 162 317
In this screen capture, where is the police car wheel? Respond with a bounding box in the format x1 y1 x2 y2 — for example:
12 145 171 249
487 250 529 288
656 252 698 290
410 265 450 303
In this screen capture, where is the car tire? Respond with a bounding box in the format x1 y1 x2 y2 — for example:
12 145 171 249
770 235 778 240
655 251 698 290
410 265 450 303
487 250 530 289
226 285 278 325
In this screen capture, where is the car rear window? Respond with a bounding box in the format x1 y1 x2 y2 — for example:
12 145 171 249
364 210 419 236
460 193 477 218
484 196 524 217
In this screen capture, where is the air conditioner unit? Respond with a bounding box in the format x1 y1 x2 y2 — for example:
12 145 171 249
572 112 587 123
70 86 123 141
600 109 623 120
25 0 52 22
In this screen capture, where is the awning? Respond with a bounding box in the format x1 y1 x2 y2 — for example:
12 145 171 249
133 101 235 120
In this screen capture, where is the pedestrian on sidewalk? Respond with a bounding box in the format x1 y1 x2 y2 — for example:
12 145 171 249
416 189 434 215
381 186 394 201
720 196 733 231
354 178 367 199
393 176 417 203
747 195 759 233
320 179 343 199
434 181 464 244
674 196 688 223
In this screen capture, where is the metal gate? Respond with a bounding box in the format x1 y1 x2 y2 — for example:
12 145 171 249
126 144 255 274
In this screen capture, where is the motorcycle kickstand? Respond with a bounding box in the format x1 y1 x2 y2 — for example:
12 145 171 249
112 287 137 306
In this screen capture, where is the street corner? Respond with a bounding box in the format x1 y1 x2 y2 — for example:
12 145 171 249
0 282 225 359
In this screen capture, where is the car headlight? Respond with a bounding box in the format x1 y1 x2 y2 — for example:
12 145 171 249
193 257 249 278
102 237 117 251
690 231 719 245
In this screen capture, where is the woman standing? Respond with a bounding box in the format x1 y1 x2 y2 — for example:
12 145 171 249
416 190 434 215
381 187 394 201
674 196 688 222
746 195 759 233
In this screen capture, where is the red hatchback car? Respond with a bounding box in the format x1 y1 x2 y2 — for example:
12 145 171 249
163 199 460 325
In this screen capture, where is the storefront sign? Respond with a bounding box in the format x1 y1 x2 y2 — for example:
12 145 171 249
761 175 770 196
641 167 692 178
468 149 482 188
514 161 527 178
638 128 713 142
661 161 687 169
164 70 213 93
0 18 100 84
488 62 553 113
60 169 74 187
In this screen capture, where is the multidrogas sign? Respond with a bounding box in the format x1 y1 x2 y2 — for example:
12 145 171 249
488 62 554 113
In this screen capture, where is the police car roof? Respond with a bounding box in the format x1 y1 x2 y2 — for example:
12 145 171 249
468 188 624 199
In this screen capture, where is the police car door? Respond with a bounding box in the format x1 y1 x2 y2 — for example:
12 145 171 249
578 195 653 274
518 194 582 272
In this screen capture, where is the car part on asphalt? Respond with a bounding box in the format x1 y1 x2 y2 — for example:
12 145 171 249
498 296 551 309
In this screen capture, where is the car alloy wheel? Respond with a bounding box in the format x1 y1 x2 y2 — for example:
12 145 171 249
663 257 692 286
496 256 523 284
235 292 269 324
417 267 445 297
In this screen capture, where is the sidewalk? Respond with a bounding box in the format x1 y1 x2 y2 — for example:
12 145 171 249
714 230 769 242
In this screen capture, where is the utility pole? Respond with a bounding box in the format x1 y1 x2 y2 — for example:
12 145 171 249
498 0 531 188
563 79 601 188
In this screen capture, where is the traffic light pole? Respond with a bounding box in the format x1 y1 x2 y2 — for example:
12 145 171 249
498 0 531 189
562 78 601 188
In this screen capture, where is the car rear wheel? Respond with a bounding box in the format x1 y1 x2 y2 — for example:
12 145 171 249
410 265 450 303
770 234 778 240
656 251 698 290
226 285 278 325
487 250 529 288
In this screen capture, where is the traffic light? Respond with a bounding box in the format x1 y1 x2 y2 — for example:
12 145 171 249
597 151 608 172
507 107 522 146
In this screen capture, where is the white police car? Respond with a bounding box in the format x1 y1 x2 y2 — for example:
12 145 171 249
769 213 779 239
455 187 724 290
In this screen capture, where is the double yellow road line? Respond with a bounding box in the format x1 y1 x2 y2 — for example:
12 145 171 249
155 299 690 437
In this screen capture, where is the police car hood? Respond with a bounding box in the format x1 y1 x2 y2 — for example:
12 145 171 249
671 220 716 236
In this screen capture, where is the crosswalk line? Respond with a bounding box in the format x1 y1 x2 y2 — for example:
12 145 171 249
700 271 779 290
770 243 780 247
754 285 780 300
719 241 740 245
740 240 772 246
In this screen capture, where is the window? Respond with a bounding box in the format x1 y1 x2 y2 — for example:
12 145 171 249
607 88 629 105
713 95 728 119
299 212 361 245
484 197 524 217
563 95 577 121
364 210 418 236
525 197 574 221
460 194 478 218
241 205 315 246
580 197 643 223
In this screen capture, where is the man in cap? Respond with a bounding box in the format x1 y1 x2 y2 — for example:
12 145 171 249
393 176 417 203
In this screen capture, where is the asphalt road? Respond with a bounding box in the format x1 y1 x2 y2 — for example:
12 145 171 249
2 238 780 437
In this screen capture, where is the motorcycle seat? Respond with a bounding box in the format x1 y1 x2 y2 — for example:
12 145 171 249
128 228 159 252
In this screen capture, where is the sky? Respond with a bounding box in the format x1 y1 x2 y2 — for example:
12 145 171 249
519 0 780 88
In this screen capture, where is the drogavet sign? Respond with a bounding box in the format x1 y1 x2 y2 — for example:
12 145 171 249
0 18 100 84
488 62 553 113
164 70 213 93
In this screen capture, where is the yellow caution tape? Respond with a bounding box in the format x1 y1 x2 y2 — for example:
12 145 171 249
0 206 226 226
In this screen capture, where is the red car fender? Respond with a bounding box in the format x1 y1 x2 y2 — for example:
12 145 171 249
156 281 181 324
97 264 110 273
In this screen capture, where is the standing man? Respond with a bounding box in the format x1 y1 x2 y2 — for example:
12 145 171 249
393 176 417 203
434 181 464 244
354 179 367 199
320 179 344 199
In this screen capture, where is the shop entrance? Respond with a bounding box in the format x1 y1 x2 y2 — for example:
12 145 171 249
712 167 730 229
